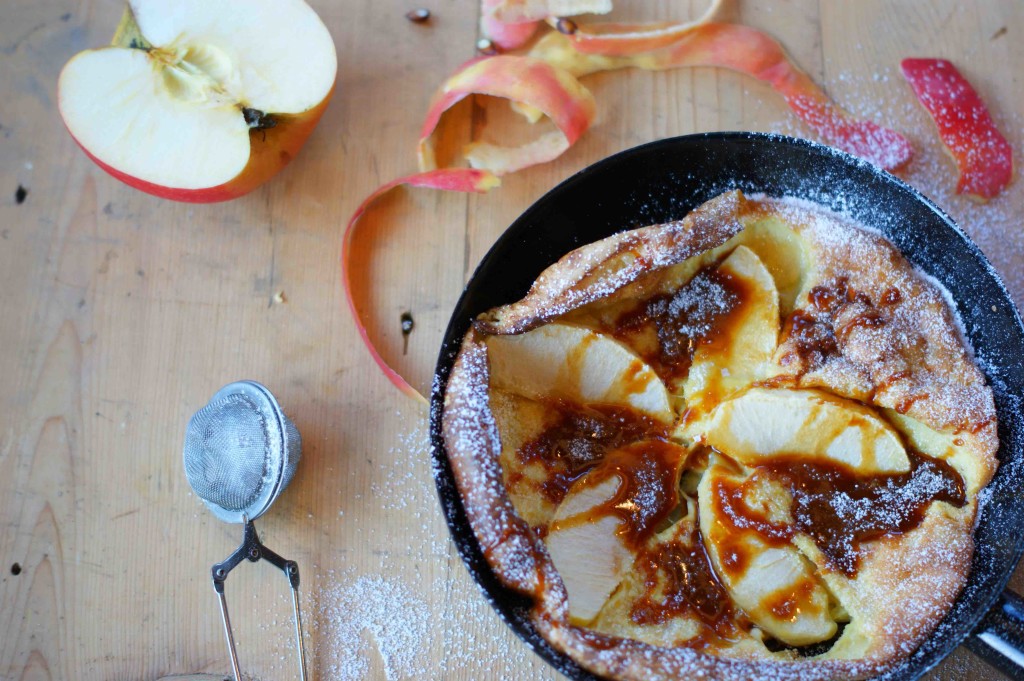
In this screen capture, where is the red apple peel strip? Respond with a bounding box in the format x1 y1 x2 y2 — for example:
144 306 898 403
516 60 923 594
343 169 500 402
900 58 1013 200
488 0 611 25
350 56 592 400
481 0 613 50
546 0 723 55
481 0 539 50
482 14 540 50
419 55 597 176
530 23 913 171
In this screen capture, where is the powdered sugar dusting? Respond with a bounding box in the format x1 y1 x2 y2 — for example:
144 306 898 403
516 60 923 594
827 467 949 528
228 410 557 681
773 65 1024 308
307 563 550 680
315 574 431 679
663 269 738 338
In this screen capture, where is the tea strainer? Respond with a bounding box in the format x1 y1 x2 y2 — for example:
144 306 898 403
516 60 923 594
183 380 307 681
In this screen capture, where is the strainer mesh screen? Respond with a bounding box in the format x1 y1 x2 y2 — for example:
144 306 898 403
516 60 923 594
184 393 271 513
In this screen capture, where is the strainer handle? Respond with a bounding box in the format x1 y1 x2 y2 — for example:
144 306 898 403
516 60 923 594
255 541 309 681
210 519 308 681
215 589 243 681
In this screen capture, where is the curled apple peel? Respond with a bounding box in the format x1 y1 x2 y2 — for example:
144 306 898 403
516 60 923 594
481 0 540 51
342 169 500 401
348 7 919 399
349 55 593 398
482 15 541 51
419 56 597 176
530 23 913 171
481 0 613 50
900 58 1013 201
545 0 723 56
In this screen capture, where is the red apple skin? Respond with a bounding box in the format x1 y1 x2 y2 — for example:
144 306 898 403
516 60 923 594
63 82 335 203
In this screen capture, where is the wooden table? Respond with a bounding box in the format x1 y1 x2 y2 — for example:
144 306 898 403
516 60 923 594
2 0 1021 679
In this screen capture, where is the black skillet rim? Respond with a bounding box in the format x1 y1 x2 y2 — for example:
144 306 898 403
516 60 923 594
428 131 1024 681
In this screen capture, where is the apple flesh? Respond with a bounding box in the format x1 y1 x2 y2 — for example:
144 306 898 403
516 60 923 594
485 322 674 424
705 388 910 474
57 0 337 202
545 475 632 625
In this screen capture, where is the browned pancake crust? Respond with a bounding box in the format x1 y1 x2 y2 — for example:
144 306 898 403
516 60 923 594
475 190 748 335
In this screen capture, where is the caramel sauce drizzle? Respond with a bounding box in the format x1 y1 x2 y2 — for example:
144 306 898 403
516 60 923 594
611 264 751 384
627 525 755 649
763 577 821 621
516 401 668 505
521 404 752 647
547 440 683 545
780 277 891 370
713 449 967 577
779 278 938 414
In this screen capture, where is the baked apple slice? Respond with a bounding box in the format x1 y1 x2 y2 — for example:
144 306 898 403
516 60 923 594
698 454 837 646
704 388 909 474
682 245 780 414
57 0 337 202
545 475 630 624
486 323 674 423
545 440 688 625
732 213 810 316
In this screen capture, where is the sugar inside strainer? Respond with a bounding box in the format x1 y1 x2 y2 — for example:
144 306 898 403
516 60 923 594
183 380 307 681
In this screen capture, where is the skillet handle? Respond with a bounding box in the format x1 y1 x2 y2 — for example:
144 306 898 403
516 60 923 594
967 590 1024 680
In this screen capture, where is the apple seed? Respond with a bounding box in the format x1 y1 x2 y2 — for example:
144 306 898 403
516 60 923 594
555 18 578 35
406 8 431 23
241 107 277 130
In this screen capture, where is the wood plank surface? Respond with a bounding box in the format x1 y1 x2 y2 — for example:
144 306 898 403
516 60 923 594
1 0 1021 679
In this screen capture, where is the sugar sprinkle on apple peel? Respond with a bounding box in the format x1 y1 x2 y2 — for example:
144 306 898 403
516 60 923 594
58 0 337 202
901 58 1013 201
529 22 913 172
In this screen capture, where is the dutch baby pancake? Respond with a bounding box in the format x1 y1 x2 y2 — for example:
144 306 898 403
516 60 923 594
442 190 997 680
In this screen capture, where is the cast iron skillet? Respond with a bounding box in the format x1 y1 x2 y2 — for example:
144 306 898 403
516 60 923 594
428 132 1024 680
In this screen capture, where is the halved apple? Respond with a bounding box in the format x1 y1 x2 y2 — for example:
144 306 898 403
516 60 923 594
705 388 909 474
57 0 337 202
486 322 674 423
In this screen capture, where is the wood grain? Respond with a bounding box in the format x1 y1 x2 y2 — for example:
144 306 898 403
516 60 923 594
0 0 1020 679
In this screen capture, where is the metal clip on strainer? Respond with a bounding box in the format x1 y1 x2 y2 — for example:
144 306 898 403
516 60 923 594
183 380 308 681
